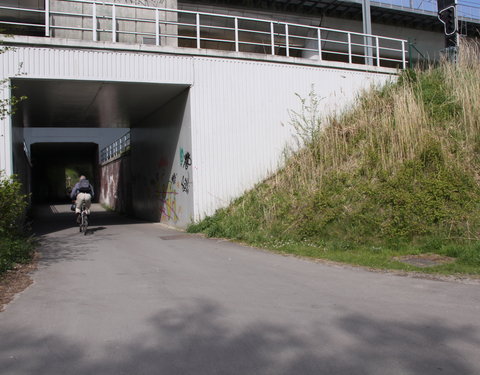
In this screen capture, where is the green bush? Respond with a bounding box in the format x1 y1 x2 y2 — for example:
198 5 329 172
0 171 28 236
0 171 33 274
0 235 33 273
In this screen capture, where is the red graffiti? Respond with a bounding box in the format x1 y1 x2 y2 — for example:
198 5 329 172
158 157 169 168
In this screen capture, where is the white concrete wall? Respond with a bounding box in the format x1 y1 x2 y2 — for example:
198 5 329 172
51 0 178 46
0 42 393 227
323 17 444 62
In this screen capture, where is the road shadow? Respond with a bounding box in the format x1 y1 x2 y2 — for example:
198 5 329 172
85 226 107 235
31 205 150 236
34 233 100 266
1 300 479 375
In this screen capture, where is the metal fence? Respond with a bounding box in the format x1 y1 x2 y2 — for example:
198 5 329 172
0 0 408 68
100 131 130 164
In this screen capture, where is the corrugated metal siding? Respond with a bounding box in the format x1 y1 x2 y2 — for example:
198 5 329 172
190 57 393 219
1 47 195 84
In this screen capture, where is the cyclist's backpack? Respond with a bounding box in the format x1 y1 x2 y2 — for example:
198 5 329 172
78 179 91 193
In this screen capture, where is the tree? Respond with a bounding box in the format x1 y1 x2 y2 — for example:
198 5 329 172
0 36 26 121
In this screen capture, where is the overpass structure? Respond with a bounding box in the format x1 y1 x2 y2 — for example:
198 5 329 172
0 0 477 228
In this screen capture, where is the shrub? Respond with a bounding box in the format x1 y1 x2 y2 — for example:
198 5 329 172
0 171 28 236
0 236 33 273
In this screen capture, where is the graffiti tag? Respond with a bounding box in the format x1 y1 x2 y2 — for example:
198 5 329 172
157 181 179 223
158 157 169 168
183 152 192 170
180 148 184 167
181 175 190 194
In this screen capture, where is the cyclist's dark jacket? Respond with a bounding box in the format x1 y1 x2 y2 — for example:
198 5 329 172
70 180 95 199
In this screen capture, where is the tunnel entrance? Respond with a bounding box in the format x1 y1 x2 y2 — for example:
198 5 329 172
31 143 98 204
11 78 193 228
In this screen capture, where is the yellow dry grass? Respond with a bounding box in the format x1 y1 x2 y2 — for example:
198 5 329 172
260 39 480 217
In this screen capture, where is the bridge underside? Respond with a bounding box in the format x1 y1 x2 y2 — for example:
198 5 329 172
12 79 187 128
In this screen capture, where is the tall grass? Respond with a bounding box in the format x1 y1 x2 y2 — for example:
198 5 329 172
189 41 480 272
445 40 480 181
281 42 480 188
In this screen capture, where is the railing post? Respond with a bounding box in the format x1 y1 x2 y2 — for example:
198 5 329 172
270 22 275 55
234 17 239 52
317 28 322 61
112 4 116 43
196 13 201 49
45 0 50 37
92 1 97 42
155 9 160 46
402 40 406 69
347 32 352 64
376 36 380 67
285 23 290 57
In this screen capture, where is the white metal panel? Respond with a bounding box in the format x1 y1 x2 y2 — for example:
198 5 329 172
190 56 394 220
0 46 195 84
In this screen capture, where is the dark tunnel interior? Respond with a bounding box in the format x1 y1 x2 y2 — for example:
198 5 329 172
31 143 99 204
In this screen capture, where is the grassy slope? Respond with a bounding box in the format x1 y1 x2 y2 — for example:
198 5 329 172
189 44 480 275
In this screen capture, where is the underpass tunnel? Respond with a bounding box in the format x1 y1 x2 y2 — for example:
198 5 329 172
11 78 193 228
30 143 98 204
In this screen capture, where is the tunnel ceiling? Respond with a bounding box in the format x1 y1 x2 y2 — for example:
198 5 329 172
12 79 189 128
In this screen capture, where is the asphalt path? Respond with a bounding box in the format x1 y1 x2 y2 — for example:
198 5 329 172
1 204 480 375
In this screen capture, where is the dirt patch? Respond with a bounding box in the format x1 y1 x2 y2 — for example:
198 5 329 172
0 253 38 312
393 254 456 268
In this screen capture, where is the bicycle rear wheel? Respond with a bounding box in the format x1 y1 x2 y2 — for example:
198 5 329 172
82 214 88 235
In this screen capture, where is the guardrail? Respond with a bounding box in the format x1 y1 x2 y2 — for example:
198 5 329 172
100 131 130 164
0 0 408 68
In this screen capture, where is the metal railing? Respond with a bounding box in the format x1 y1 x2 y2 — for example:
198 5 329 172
0 0 408 68
100 131 130 164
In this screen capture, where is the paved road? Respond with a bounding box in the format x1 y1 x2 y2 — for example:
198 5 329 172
1 204 480 375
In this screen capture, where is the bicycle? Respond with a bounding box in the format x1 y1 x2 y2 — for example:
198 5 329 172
79 202 88 235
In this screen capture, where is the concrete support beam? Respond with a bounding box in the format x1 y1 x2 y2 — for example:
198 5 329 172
362 0 374 66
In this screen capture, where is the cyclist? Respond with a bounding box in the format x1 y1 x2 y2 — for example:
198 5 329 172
70 175 94 224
